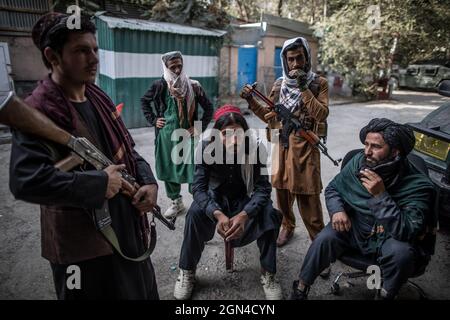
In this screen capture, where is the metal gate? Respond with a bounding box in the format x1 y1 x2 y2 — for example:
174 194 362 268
237 46 257 92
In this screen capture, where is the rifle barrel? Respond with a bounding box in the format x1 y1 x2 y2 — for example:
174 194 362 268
5 96 72 145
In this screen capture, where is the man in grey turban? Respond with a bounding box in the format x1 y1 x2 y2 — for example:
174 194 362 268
141 51 213 219
290 118 435 300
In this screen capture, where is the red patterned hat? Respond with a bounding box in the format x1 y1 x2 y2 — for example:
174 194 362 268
213 104 242 121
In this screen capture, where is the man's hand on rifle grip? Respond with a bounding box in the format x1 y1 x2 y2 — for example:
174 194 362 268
264 111 277 121
132 184 158 216
104 164 126 199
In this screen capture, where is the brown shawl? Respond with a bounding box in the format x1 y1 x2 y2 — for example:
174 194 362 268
25 75 137 176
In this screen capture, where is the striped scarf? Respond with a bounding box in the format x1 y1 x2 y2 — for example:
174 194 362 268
162 51 196 127
279 37 317 111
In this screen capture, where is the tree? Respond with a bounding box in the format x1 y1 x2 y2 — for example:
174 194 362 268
281 0 346 23
142 0 230 29
314 0 450 99
277 0 283 16
51 0 230 29
225 0 267 22
51 0 147 16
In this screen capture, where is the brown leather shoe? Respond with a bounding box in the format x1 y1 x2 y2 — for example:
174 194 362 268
277 228 294 247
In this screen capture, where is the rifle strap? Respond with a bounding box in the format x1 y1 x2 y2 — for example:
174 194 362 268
74 112 157 262
94 201 156 262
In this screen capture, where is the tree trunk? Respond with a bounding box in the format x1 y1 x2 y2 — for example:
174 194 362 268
236 0 249 21
311 0 316 24
278 0 283 16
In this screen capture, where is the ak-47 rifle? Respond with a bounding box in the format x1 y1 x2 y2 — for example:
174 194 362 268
56 136 176 231
1 95 175 230
247 83 342 166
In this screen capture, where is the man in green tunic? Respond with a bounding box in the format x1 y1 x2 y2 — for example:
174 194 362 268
141 51 213 218
290 118 435 300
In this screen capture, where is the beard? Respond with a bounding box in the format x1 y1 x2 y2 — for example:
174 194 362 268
363 151 397 168
361 153 403 188
364 156 386 168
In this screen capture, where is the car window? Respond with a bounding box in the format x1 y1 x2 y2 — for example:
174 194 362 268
407 67 418 75
424 67 438 76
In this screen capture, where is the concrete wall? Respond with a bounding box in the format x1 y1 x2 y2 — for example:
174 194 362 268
0 36 48 97
219 45 239 97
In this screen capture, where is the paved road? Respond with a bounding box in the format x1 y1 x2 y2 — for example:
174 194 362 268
1 90 449 300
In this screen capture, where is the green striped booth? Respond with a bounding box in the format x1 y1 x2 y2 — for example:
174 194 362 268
95 15 225 128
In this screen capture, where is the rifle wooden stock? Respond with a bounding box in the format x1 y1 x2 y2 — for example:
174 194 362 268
3 96 72 145
296 129 320 145
55 152 84 172
250 83 274 107
2 97 136 196
264 111 277 121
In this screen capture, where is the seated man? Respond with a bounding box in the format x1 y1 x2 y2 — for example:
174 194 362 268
174 105 282 300
290 118 435 300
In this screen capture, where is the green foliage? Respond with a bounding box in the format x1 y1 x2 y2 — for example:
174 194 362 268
314 0 450 98
52 0 150 16
282 0 346 24
142 0 230 29
51 0 450 100
225 0 266 22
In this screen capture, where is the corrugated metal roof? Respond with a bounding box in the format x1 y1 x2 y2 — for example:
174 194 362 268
3 0 49 12
97 14 226 38
262 13 313 36
96 18 222 55
0 0 49 32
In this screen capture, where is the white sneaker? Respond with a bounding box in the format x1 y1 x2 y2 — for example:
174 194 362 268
174 269 196 300
260 272 283 300
164 196 185 218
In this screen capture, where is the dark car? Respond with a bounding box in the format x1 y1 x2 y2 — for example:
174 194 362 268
407 80 450 228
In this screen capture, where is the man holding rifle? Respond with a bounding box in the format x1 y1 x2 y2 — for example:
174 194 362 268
7 13 159 299
241 37 329 250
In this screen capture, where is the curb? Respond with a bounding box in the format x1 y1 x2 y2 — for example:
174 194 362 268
329 99 367 106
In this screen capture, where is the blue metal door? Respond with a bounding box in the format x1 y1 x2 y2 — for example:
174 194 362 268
237 46 257 92
274 47 283 80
